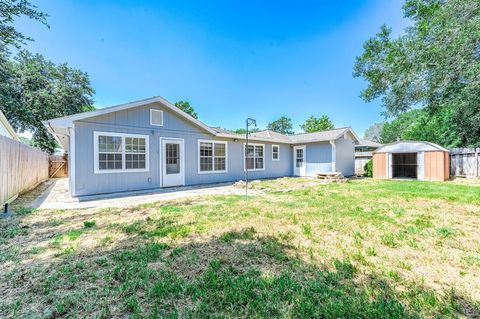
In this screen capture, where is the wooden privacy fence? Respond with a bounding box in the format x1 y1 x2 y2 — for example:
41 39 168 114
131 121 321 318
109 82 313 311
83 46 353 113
0 135 49 206
450 148 479 178
49 155 68 178
355 151 372 175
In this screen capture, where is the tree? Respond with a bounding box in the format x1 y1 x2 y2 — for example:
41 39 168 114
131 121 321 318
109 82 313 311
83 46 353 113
0 0 48 51
363 123 384 143
0 51 95 153
233 127 261 135
174 100 198 119
267 116 293 135
380 108 460 146
353 0 480 146
300 115 334 133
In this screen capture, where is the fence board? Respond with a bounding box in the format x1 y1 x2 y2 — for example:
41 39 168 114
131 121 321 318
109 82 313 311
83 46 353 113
449 148 479 177
49 155 68 177
0 135 49 206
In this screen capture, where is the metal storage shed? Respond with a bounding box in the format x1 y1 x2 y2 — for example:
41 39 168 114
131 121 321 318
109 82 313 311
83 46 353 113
372 141 449 181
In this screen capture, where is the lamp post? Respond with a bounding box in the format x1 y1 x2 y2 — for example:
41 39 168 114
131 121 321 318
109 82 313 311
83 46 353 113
245 118 257 200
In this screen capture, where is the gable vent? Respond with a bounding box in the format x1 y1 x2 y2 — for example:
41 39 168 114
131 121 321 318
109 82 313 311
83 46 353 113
150 109 163 126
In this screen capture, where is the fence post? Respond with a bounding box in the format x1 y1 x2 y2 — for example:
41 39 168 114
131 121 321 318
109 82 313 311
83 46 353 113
476 148 479 177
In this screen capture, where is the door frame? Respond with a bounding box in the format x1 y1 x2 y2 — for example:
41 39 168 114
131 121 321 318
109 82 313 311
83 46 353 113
293 145 306 177
159 137 185 187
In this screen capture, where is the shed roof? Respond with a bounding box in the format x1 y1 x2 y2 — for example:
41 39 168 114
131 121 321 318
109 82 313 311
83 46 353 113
374 141 448 153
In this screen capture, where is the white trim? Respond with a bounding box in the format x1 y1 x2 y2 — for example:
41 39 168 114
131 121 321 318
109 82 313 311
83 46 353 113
69 125 76 196
197 139 228 174
161 138 185 187
45 96 217 135
149 109 164 126
243 142 266 171
0 110 19 141
330 140 336 172
93 131 150 174
293 145 306 176
271 144 280 161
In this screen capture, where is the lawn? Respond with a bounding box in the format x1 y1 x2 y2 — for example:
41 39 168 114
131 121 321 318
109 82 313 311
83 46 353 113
1 178 480 318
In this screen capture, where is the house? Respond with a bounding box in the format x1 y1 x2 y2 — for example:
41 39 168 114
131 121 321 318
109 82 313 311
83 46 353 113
0 110 20 141
354 138 382 175
44 96 359 197
372 141 449 181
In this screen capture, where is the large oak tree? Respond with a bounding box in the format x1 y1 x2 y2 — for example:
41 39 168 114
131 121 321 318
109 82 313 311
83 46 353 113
354 0 480 147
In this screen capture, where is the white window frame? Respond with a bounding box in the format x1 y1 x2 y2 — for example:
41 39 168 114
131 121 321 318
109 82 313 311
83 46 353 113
243 143 265 171
197 139 228 174
272 144 280 161
150 109 164 126
93 131 150 174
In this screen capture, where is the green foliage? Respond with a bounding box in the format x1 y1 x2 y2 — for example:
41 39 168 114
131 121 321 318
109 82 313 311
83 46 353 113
0 51 95 153
354 0 480 146
380 108 460 146
300 115 334 133
267 116 293 135
174 100 198 119
0 0 48 51
232 127 261 135
364 160 373 177
83 221 96 228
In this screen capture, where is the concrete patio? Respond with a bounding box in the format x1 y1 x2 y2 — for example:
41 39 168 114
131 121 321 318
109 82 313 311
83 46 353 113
11 178 254 210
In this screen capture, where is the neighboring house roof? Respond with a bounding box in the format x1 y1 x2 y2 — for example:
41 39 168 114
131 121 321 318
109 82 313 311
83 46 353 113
356 138 382 148
374 141 448 153
0 110 19 141
44 95 360 148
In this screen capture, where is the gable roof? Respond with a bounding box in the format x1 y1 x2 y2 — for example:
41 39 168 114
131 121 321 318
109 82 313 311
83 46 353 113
43 96 218 135
0 110 19 141
356 138 382 148
288 127 359 144
44 95 360 148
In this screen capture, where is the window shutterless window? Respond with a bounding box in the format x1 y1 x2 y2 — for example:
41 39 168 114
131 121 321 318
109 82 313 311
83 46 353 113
198 140 228 173
272 145 279 161
94 132 149 174
244 143 265 171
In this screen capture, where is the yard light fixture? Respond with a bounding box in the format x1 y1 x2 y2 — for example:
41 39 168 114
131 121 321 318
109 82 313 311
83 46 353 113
245 118 257 200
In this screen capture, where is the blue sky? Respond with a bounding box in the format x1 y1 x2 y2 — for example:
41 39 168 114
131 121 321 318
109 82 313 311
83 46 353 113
18 0 408 136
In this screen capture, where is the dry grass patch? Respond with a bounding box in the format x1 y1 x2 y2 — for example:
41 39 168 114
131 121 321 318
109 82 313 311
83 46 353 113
1 178 480 318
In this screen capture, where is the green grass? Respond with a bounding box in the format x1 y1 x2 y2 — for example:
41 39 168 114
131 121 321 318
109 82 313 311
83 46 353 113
1 178 480 318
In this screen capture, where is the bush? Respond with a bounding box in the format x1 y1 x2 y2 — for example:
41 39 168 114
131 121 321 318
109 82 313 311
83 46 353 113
364 160 372 177
83 221 96 228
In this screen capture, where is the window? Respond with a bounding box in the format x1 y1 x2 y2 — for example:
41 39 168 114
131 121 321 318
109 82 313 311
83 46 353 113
272 145 279 161
296 148 304 168
94 132 149 173
244 143 264 171
150 109 163 126
165 143 180 174
198 140 228 173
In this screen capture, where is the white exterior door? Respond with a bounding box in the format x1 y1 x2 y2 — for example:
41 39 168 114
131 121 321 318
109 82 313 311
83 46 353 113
293 145 306 176
161 138 185 187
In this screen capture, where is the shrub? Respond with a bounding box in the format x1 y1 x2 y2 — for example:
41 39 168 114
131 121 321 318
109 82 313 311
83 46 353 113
84 221 96 228
363 159 373 177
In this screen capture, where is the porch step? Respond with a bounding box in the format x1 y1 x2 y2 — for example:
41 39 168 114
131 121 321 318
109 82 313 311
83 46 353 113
316 172 347 183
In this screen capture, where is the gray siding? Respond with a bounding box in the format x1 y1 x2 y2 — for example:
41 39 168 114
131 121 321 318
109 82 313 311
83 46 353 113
335 135 355 176
306 142 332 163
73 102 292 196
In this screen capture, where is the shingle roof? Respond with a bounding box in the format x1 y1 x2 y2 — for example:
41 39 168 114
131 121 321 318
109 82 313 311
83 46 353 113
357 138 382 148
44 95 360 147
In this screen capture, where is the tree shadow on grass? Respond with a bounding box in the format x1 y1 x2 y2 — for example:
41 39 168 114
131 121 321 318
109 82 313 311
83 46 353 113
1 217 479 318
